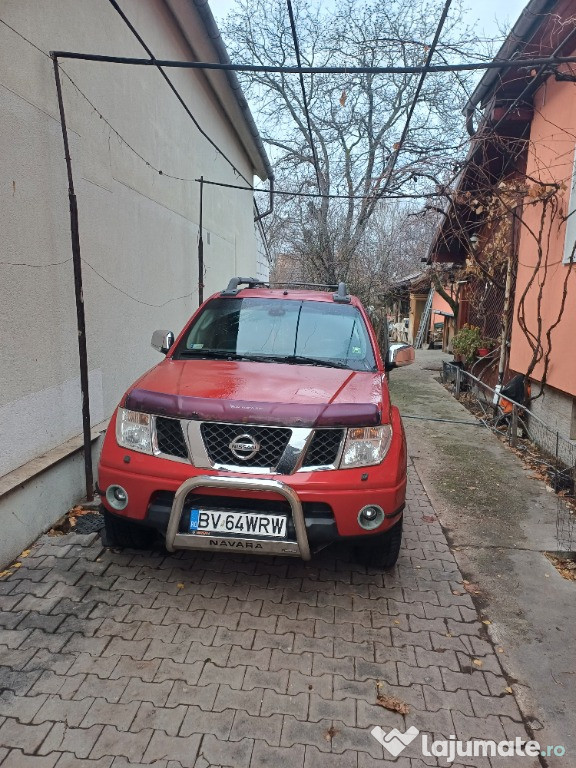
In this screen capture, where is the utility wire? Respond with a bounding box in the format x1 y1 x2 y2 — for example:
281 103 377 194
105 0 252 188
286 0 323 193
374 0 453 202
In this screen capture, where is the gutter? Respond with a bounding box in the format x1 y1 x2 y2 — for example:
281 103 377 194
464 0 559 134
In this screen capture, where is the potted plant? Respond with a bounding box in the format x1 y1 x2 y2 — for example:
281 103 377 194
451 325 483 365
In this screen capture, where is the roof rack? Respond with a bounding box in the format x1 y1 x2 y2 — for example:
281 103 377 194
221 277 266 296
221 277 351 303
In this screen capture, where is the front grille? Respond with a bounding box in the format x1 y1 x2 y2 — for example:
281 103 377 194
156 417 188 459
303 429 344 467
201 422 291 468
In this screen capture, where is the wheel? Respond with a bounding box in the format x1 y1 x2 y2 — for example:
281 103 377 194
354 517 403 569
102 507 156 549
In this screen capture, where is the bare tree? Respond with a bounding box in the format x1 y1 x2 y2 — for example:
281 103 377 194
224 0 490 288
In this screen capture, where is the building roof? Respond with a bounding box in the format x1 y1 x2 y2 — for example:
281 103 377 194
164 0 273 181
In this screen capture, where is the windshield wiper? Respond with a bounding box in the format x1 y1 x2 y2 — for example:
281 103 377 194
178 349 279 363
285 355 350 369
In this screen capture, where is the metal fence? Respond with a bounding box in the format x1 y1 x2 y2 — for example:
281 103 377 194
441 361 576 550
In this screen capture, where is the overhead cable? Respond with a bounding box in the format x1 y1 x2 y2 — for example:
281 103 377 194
286 0 323 193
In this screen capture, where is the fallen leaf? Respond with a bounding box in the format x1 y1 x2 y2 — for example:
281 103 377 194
376 684 410 715
452 590 463 596
20 550 31 558
497 647 505 653
505 686 513 694
339 90 347 107
12 562 22 569
324 725 339 741
422 515 436 523
177 583 185 590
472 659 483 667
482 620 492 625
393 620 400 625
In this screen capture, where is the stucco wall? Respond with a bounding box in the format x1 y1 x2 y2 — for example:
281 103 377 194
509 69 576 398
0 0 262 479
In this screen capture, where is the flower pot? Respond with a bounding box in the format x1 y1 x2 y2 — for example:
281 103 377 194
477 348 489 357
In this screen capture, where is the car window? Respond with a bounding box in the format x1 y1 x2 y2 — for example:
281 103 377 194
175 298 377 371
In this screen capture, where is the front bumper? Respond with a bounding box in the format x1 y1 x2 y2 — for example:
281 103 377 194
99 407 408 554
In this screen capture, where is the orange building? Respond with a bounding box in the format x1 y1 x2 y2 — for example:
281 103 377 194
429 0 576 435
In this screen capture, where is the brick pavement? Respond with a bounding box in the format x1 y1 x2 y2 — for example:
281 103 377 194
0 464 537 767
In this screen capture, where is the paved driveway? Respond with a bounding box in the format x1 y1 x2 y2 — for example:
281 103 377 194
0 465 536 767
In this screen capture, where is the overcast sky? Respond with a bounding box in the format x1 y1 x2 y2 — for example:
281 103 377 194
208 0 529 41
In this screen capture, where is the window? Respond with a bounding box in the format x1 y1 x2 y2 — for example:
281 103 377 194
563 146 576 264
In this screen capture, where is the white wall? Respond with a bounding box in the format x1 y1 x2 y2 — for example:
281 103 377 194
0 0 262 479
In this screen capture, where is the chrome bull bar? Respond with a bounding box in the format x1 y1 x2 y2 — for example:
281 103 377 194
165 475 311 560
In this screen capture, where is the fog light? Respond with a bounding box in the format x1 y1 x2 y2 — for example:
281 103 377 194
106 485 129 510
358 504 385 530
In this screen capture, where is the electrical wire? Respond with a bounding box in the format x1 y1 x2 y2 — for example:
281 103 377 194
374 0 453 202
105 0 253 188
286 0 323 193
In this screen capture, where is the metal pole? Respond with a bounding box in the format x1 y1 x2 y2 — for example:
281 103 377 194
510 405 519 447
52 56 94 501
198 176 204 305
455 366 462 399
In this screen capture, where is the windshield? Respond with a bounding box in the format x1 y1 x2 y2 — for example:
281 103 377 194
174 298 377 371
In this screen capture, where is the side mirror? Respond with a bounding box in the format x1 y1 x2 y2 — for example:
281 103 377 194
151 329 174 355
385 343 414 371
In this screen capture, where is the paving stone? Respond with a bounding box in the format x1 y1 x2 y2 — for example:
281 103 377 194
39 723 103 758
287 671 332 698
261 690 308 720
81 698 140 731
228 711 282 745
180 706 234 739
131 702 187 735
197 662 246 689
0 691 47 722
280 714 332 752
90 724 153 762
96 618 139 640
243 666 288 694
66 654 120 679
0 666 42 695
55 752 113 768
270 649 312 675
119 678 173 706
197 734 252 768
33 694 93 727
166 682 219 709
73 675 129 704
154 659 203 685
304 745 358 767
213 684 263 716
309 693 356 726
1 751 60 767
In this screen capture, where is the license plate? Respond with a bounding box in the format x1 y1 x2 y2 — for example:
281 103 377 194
189 509 287 538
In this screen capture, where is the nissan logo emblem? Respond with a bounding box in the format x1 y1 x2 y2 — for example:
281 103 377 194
229 433 260 461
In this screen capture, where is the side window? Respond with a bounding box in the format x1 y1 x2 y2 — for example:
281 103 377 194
564 146 576 264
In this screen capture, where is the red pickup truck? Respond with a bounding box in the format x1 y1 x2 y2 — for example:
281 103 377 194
98 278 414 568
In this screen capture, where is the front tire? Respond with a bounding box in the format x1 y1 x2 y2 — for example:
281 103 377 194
354 517 403 569
102 507 156 549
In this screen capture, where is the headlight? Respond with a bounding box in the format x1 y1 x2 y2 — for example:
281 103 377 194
116 408 153 454
340 425 392 468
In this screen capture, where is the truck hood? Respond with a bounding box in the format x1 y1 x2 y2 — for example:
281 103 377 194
124 359 388 427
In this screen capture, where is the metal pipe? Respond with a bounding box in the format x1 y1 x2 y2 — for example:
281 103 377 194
198 176 204 305
49 50 576 75
51 55 94 501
